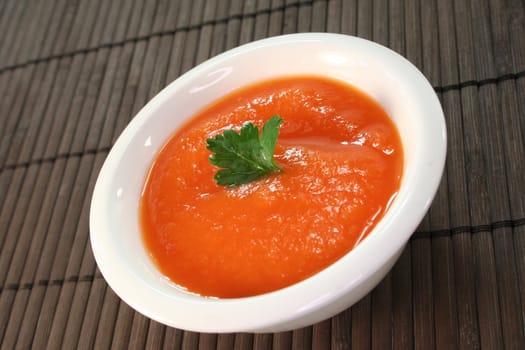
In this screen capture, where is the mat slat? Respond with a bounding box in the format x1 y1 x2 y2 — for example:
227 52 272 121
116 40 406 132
508 0 525 72
239 0 257 43
4 158 65 348
452 232 481 348
92 286 121 349
23 0 61 60
94 46 136 151
0 0 17 46
330 308 351 349
499 83 525 220
0 164 49 345
0 167 38 288
46 154 99 348
144 320 167 349
268 0 285 37
391 248 413 349
350 295 371 348
297 1 312 32
0 68 34 166
3 65 46 167
356 0 371 40
39 56 85 159
326 0 340 33
108 39 148 146
146 2 183 98
411 239 435 349
310 319 330 350
69 53 111 155
64 0 101 53
0 169 26 278
28 60 70 163
473 232 504 348
492 227 525 348
370 275 392 349
164 0 194 85
272 331 292 350
15 62 59 165
431 236 459 349
403 0 422 72
513 226 525 335
252 333 271 350
4 0 45 65
253 0 271 40
0 0 26 65
125 3 170 120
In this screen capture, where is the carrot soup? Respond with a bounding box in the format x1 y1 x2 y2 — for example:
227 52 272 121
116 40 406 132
140 76 403 298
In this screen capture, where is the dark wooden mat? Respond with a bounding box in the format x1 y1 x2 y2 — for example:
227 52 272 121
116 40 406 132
1 0 524 348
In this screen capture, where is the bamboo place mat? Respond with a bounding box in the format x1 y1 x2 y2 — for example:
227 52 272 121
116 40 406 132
1 0 524 348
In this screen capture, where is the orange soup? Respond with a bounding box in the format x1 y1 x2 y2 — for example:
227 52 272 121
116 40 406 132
140 76 403 298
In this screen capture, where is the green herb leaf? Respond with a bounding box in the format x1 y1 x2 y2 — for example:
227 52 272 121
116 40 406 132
206 115 283 186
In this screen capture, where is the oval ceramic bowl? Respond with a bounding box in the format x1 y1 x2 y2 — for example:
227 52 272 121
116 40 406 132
90 33 446 333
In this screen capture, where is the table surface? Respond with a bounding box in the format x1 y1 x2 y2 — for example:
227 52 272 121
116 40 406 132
1 0 524 349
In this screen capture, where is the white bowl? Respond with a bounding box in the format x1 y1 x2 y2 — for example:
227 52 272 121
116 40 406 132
90 33 446 333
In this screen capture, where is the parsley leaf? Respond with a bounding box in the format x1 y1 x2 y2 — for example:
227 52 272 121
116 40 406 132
206 115 283 186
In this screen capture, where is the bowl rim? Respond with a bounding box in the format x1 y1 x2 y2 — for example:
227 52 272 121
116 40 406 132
89 32 447 333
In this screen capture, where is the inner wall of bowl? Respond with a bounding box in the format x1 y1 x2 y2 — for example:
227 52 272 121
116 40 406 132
109 38 423 299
